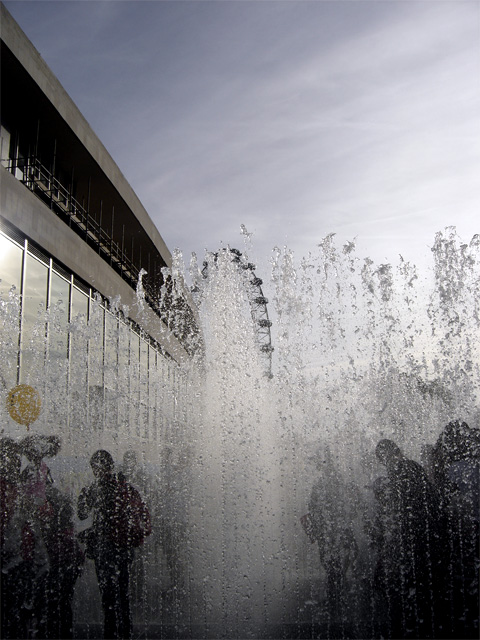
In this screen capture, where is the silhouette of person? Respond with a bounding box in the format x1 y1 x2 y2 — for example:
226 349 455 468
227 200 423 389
20 435 59 508
0 437 21 554
118 449 153 605
18 434 61 638
308 449 358 623
78 449 132 639
375 439 446 639
78 449 151 640
432 421 479 638
368 475 404 638
43 488 84 639
1 437 27 639
433 420 479 520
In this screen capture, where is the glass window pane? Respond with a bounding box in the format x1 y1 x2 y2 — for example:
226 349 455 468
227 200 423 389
118 320 130 373
104 312 118 429
130 332 140 397
148 345 156 407
130 332 140 437
140 339 149 439
105 311 118 373
0 234 23 298
70 287 89 393
0 125 11 169
49 271 70 364
71 286 88 323
0 235 23 387
89 384 104 431
148 346 157 441
50 271 70 313
88 300 104 388
117 320 130 429
140 339 149 386
105 386 118 430
21 254 48 382
88 299 105 430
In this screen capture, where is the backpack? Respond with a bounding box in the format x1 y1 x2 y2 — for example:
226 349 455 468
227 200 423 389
108 476 152 549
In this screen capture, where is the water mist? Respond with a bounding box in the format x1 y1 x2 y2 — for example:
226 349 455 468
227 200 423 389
1 227 478 639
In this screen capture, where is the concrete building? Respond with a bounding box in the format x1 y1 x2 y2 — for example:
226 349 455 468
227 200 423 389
1 2 200 433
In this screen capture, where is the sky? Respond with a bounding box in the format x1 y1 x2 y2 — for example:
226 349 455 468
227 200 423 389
4 0 480 272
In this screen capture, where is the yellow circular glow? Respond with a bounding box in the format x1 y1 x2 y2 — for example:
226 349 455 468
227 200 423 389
7 385 42 427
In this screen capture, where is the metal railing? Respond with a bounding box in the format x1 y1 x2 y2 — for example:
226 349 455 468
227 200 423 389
21 158 141 288
2 155 200 353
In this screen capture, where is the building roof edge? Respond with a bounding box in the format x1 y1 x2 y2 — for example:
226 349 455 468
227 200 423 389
0 2 172 268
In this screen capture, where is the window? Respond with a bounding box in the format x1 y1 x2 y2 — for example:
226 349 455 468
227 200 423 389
21 254 48 382
70 286 89 392
0 125 11 169
0 233 23 297
0 233 22 386
0 226 173 436
49 271 71 364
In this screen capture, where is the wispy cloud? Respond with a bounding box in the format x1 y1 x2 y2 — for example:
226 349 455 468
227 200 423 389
5 0 479 267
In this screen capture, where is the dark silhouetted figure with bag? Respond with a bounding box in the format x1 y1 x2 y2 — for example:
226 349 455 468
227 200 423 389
78 450 151 640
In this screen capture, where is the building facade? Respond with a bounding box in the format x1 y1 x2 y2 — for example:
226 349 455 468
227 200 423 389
1 3 200 447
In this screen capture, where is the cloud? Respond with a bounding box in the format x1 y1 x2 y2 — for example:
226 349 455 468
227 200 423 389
148 1 479 263
5 0 479 267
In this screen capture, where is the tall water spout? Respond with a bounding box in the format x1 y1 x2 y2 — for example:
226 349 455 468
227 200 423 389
186 250 297 638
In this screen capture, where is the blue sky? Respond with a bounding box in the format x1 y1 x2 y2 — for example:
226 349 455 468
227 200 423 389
4 0 480 269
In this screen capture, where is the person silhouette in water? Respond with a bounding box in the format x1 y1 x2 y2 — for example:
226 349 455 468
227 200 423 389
374 439 446 639
308 449 358 621
432 421 479 638
78 449 151 640
78 450 133 639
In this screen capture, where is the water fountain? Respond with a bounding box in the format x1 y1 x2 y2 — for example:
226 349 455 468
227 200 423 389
1 227 478 639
